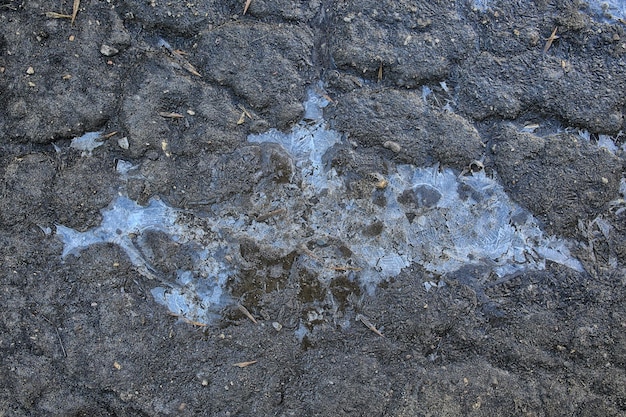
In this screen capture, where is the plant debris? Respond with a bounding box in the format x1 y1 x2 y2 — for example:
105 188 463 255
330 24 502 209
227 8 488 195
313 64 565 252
356 314 384 337
233 360 257 368
71 0 80 24
237 304 258 324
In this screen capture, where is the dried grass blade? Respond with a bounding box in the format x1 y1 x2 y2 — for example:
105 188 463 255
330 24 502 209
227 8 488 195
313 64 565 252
71 0 80 25
356 314 384 337
237 304 258 324
243 0 252 15
158 111 185 119
543 27 558 54
233 360 257 368
45 12 72 19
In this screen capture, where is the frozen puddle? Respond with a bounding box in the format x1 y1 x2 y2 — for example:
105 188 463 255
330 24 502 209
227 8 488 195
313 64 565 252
57 88 584 324
471 0 626 23
57 197 233 322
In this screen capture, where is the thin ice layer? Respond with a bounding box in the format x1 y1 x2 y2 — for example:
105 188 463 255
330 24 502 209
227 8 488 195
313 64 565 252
249 128 342 195
57 196 232 323
244 90 584 292
57 86 586 323
587 0 626 23
70 131 104 156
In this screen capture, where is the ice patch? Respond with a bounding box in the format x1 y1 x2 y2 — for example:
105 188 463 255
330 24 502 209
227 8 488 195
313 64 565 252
57 196 232 323
57 87 585 323
70 131 105 156
248 94 342 195
237 92 584 292
469 0 626 23
587 0 626 23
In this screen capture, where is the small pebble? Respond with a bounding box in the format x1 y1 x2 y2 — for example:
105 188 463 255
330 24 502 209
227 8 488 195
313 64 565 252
26 66 34 75
272 322 283 331
383 140 402 153
100 44 119 57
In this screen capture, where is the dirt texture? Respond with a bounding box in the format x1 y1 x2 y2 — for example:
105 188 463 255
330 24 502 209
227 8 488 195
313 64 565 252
1 0 626 416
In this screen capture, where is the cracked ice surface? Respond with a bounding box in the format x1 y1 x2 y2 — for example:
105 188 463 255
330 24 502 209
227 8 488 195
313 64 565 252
57 87 584 324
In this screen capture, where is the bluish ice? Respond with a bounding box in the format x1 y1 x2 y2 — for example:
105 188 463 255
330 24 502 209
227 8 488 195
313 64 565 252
58 87 586 324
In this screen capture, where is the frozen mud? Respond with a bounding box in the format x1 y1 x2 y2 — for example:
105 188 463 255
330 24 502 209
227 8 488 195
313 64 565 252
58 90 583 325
2 0 626 415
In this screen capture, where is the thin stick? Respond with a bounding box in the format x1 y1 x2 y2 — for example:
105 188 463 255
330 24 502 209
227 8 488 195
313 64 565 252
233 360 257 368
356 314 384 337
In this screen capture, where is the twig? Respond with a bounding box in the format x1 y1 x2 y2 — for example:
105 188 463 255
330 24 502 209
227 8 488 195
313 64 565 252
158 111 185 119
45 12 72 19
255 208 286 222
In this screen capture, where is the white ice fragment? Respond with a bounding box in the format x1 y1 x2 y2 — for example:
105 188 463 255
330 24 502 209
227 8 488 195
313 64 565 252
294 322 309 342
115 160 136 175
471 0 494 12
578 129 591 142
593 217 612 239
421 85 432 102
117 136 130 150
151 287 203 318
56 196 183 277
57 195 234 323
303 82 330 121
157 37 173 50
70 131 104 156
151 269 229 324
535 241 584 272
248 98 342 195
442 102 454 113
597 135 618 153
521 124 539 133
377 253 408 276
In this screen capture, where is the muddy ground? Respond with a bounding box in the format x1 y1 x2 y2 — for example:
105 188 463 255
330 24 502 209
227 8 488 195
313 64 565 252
1 0 626 416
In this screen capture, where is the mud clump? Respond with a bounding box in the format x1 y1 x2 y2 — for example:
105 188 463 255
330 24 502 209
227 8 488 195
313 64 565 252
327 88 485 170
492 126 623 237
